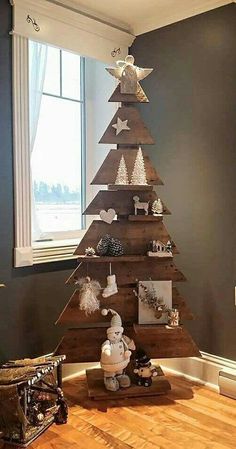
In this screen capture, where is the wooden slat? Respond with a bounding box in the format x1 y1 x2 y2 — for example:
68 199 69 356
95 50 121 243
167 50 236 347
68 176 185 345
128 215 164 221
75 255 148 262
108 82 149 103
56 287 138 325
56 286 193 326
92 149 162 185
133 324 201 358
74 220 178 256
66 259 186 285
83 190 171 216
99 106 154 145
86 368 171 400
54 325 200 362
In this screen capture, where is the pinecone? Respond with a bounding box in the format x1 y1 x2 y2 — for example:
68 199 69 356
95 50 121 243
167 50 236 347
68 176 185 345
96 234 111 256
108 237 124 256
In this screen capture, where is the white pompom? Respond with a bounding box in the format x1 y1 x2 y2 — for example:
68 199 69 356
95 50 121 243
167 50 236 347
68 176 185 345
101 308 108 316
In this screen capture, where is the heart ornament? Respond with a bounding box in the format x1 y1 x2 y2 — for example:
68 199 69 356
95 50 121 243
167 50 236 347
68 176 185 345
99 208 116 224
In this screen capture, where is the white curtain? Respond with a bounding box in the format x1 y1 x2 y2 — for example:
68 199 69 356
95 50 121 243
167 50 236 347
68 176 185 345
29 40 48 241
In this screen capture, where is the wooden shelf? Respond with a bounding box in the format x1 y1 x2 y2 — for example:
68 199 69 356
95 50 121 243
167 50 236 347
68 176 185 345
86 368 171 400
128 215 163 221
76 255 147 263
108 185 153 191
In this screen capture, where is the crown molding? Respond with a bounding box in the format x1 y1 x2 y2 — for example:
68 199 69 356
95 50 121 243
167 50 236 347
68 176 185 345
133 0 234 35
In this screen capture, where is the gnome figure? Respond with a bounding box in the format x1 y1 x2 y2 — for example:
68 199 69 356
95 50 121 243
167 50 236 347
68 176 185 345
100 308 136 392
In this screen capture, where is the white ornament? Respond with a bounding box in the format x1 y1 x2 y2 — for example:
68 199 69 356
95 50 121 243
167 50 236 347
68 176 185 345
99 208 116 224
115 155 129 185
151 198 163 216
133 196 149 215
112 117 130 136
75 277 101 315
102 274 118 298
131 147 148 185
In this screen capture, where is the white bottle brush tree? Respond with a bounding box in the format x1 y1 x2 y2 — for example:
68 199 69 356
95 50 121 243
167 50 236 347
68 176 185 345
131 147 148 185
115 155 129 185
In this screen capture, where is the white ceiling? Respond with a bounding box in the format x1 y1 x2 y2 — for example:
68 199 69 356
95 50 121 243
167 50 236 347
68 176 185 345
53 0 234 35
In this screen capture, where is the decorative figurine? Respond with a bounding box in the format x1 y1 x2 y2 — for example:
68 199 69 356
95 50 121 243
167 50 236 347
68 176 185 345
168 308 180 327
100 308 135 391
151 198 163 216
133 196 149 215
147 240 173 257
133 349 159 387
85 247 96 257
112 117 130 135
106 55 153 94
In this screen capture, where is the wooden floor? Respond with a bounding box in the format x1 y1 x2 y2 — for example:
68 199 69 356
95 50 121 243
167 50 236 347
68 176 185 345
2 372 236 449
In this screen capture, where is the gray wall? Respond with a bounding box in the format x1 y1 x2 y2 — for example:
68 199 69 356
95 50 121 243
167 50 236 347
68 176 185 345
0 0 76 362
132 3 236 359
0 1 235 362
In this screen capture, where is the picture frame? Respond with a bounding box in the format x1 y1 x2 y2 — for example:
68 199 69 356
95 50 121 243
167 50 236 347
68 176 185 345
138 280 172 324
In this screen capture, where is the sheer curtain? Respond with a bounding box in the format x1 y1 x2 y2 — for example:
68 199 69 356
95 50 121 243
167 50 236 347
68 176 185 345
29 40 48 241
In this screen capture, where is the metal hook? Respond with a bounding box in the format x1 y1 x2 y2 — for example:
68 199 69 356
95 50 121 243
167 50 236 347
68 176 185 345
109 262 112 276
26 14 40 32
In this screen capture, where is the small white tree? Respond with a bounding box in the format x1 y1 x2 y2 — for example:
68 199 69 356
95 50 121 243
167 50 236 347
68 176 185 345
152 198 163 216
130 147 147 185
115 155 129 184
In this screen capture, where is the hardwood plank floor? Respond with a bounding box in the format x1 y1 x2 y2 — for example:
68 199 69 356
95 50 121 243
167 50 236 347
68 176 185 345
1 373 236 448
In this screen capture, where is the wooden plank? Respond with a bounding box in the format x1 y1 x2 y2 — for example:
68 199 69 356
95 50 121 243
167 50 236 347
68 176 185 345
56 287 138 325
66 259 186 285
86 368 171 400
76 255 147 262
108 185 153 191
56 286 193 326
92 149 163 185
133 324 201 358
54 325 200 362
128 215 164 221
99 106 155 145
74 220 178 256
108 82 149 103
83 190 171 216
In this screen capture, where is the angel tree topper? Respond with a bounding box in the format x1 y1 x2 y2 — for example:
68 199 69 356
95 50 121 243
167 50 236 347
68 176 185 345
106 55 153 94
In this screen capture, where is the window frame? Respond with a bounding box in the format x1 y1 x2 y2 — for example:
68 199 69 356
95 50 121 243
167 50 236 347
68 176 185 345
12 35 87 267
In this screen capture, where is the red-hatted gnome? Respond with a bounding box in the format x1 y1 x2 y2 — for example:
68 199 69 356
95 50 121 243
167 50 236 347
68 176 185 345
100 308 136 391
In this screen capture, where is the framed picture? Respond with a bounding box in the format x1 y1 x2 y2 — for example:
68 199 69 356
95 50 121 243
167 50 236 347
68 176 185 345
138 280 172 324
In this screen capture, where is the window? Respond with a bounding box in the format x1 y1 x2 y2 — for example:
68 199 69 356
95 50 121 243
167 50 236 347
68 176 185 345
13 35 118 267
29 42 85 244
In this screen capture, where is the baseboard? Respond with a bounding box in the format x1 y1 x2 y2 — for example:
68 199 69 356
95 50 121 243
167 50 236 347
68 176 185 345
159 352 236 391
62 352 236 392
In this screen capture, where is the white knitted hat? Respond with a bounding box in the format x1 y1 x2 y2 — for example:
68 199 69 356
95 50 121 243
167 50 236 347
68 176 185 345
101 308 123 334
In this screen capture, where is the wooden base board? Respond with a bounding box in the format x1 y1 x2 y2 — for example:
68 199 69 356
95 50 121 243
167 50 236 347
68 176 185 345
86 368 171 400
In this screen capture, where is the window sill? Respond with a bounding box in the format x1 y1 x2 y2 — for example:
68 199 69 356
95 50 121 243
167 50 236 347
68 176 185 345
32 238 80 264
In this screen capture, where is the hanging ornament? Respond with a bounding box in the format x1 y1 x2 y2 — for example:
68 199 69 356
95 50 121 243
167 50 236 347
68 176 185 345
115 155 129 185
102 263 118 298
130 147 148 185
75 276 101 315
112 117 130 136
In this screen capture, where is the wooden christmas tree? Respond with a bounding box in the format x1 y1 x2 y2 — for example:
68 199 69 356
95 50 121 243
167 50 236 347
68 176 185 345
54 55 200 399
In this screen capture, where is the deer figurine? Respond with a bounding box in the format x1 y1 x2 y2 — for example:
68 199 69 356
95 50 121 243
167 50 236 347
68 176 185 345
133 196 149 215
